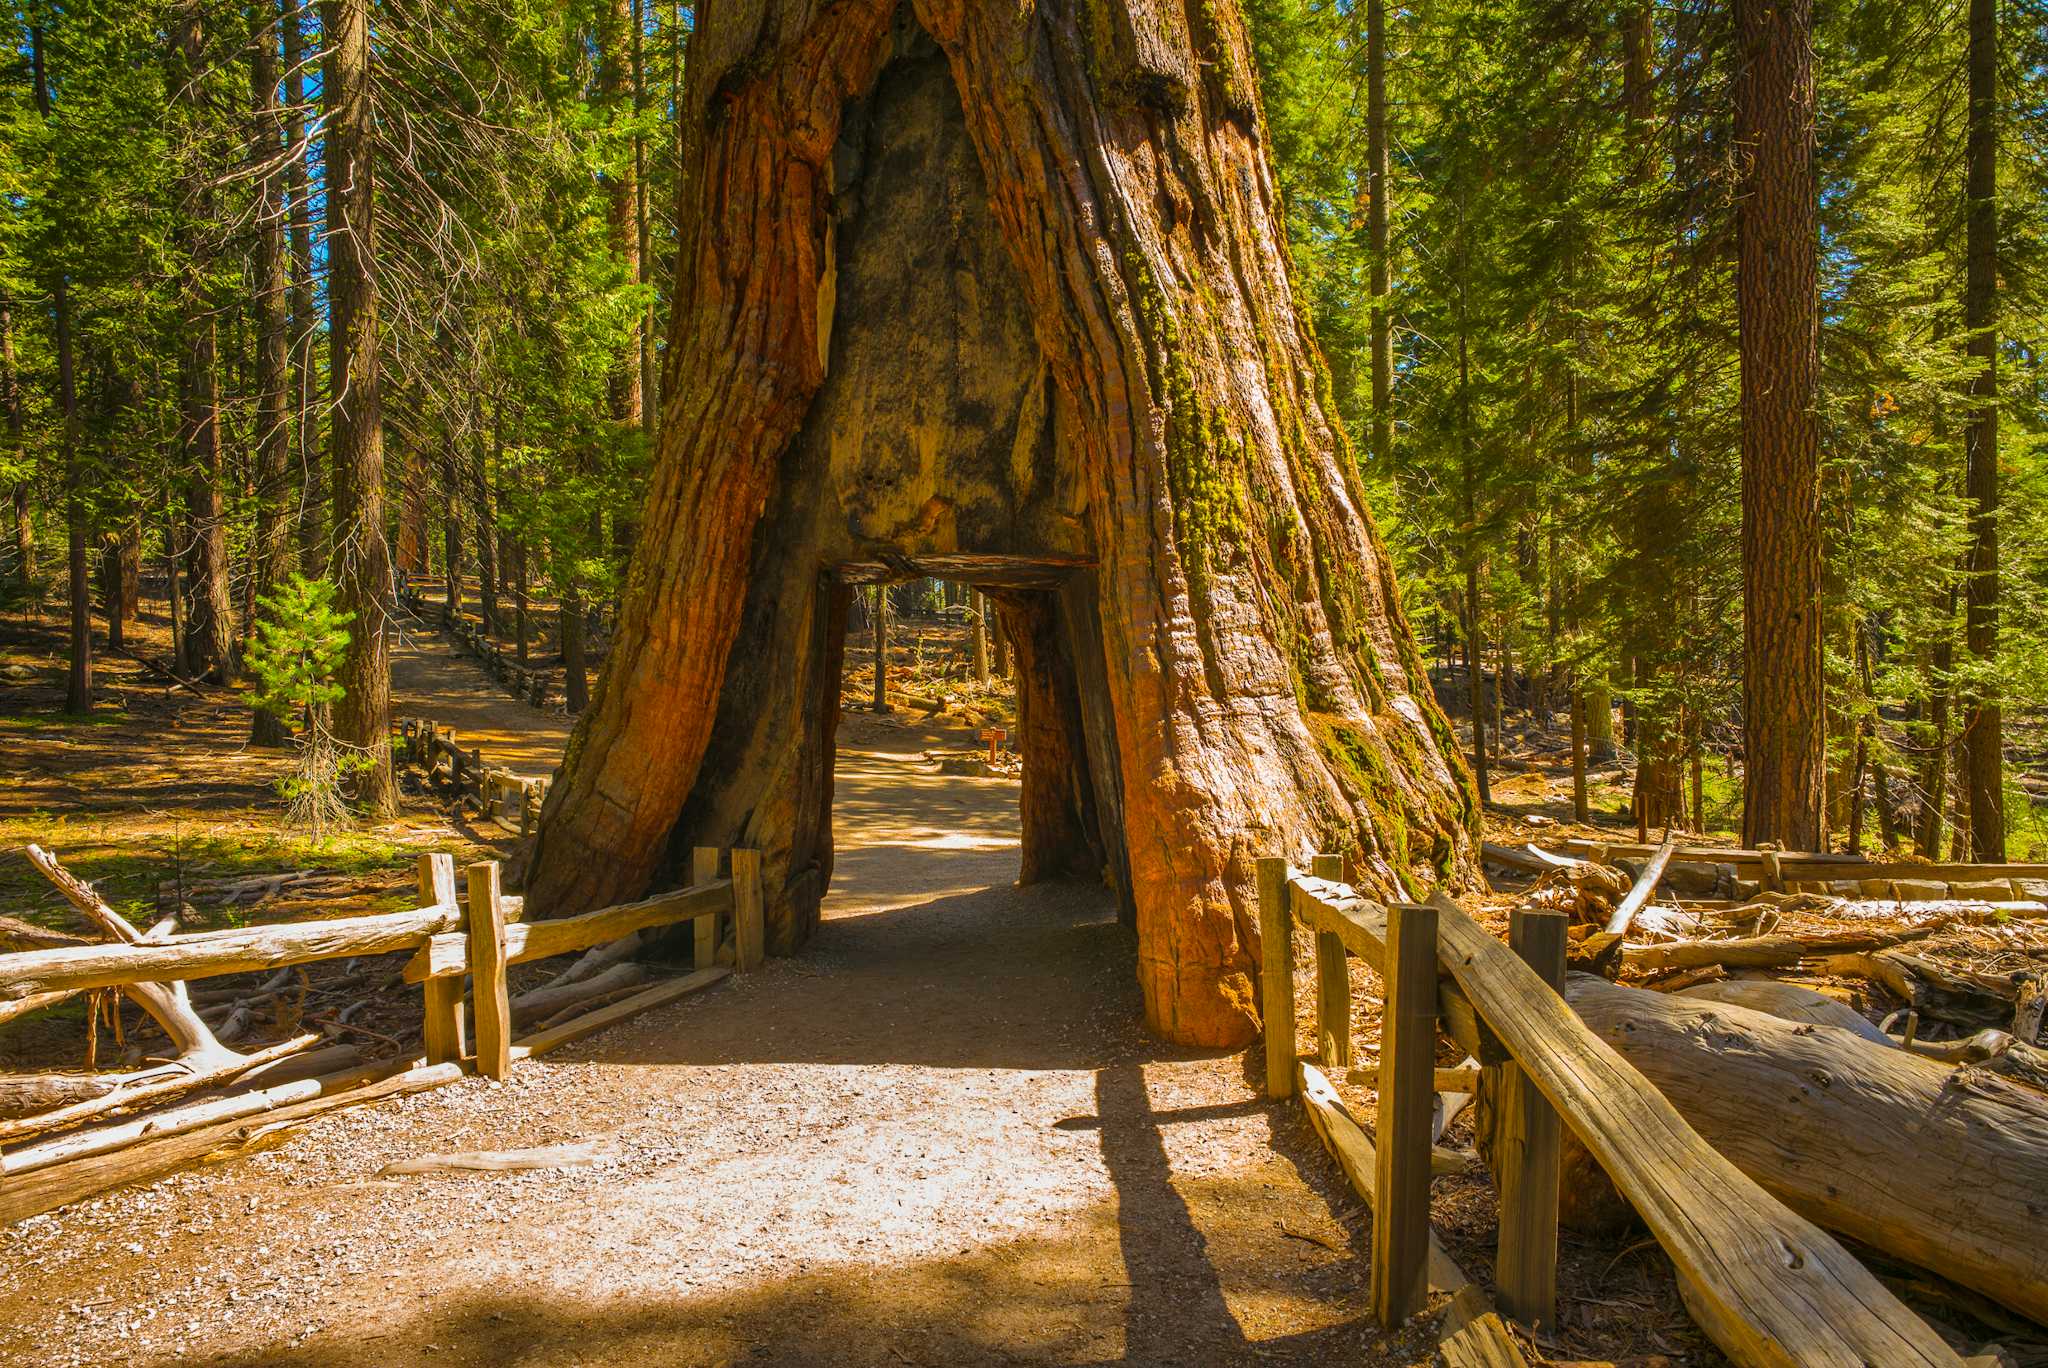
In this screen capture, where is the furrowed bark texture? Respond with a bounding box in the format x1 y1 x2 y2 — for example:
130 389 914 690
250 12 294 748
1735 0 1824 850
1961 0 2002 861
173 7 239 686
526 0 1475 1046
324 0 395 814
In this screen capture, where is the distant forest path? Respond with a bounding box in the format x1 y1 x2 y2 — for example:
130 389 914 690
387 607 572 775
0 650 1416 1367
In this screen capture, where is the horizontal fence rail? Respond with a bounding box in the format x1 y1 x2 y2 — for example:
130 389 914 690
1263 855 1969 1368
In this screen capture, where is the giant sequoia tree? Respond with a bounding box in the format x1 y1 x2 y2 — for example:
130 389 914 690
525 0 1476 1047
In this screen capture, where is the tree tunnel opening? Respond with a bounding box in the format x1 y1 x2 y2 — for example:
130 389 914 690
524 0 1476 1047
823 563 1134 932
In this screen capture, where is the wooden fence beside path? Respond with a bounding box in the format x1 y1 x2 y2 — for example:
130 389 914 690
0 847 765 1223
397 580 596 712
396 716 550 835
1261 854 1974 1368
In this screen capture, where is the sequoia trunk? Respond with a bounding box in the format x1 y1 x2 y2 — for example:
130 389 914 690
526 0 1476 1046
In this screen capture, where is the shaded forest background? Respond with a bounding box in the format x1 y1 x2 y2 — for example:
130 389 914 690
1 0 2043 859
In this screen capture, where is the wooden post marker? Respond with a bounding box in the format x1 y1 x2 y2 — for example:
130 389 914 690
1310 853 1351 1071
691 846 721 968
979 727 1006 764
731 848 765 971
418 853 465 1066
1373 899 1438 1328
1496 906 1567 1329
465 861 512 1080
1257 857 1294 1100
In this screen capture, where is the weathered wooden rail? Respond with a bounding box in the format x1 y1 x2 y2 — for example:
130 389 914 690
0 848 764 1221
1261 854 1970 1367
396 717 549 834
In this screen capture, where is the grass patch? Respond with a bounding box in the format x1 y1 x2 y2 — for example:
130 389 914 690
0 709 134 733
0 825 419 932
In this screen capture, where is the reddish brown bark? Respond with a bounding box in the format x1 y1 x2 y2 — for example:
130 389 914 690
997 593 1107 885
1735 0 1824 850
1961 0 2003 861
526 0 1475 1047
251 10 295 747
323 0 395 815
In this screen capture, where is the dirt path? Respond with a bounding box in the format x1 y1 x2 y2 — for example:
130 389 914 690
0 701 1422 1367
387 613 572 775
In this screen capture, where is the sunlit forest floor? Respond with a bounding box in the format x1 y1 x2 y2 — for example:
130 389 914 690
0 597 557 1075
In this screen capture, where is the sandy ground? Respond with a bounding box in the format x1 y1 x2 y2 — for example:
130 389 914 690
0 698 1436 1367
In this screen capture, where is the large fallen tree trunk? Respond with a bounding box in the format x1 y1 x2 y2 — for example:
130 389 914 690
1565 973 2048 1327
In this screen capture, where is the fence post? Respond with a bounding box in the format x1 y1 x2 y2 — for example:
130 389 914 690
731 848 765 971
1373 900 1438 1328
465 861 512 1080
1497 906 1567 1328
1256 856 1294 1100
692 846 721 967
1310 853 1351 1071
417 853 465 1066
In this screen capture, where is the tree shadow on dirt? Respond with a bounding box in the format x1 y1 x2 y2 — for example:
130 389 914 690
186 1057 1408 1368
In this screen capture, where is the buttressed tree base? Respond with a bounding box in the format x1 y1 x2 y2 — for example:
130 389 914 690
524 0 1477 1047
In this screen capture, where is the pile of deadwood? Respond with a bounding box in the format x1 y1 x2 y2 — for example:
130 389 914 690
1481 838 2048 1349
0 845 724 1220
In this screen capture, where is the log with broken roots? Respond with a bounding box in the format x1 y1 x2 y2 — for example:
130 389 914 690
1563 973 2048 1326
21 844 244 1071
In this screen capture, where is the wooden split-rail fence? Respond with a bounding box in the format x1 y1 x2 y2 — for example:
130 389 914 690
1262 853 1975 1368
0 848 765 1224
395 717 549 835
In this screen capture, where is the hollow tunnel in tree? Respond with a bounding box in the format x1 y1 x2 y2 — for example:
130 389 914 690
522 0 1477 1048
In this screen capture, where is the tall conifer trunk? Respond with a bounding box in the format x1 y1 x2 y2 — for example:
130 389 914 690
1961 0 2003 861
2 302 30 590
251 7 294 746
32 26 89 714
323 0 395 815
283 0 323 570
172 7 240 685
1734 0 1824 849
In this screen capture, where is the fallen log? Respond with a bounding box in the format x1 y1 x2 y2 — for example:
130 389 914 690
1623 924 1938 973
0 1074 116 1120
1295 873 1961 1364
0 1056 464 1223
0 1031 322 1144
1892 1028 2048 1094
1814 949 2016 1030
376 1141 614 1176
1604 836 1677 936
1565 973 2048 1327
1675 979 1893 1047
1426 893 1962 1366
24 845 242 1069
508 960 649 1029
0 917 88 954
0 988 79 1030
